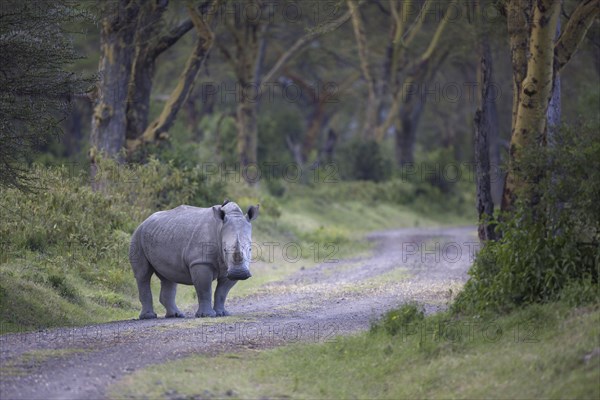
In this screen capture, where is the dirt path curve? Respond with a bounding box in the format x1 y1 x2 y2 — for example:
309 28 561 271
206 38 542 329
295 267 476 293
0 226 477 400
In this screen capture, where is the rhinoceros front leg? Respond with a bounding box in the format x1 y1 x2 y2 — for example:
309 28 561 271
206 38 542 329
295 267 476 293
214 278 237 317
159 280 185 318
190 264 216 318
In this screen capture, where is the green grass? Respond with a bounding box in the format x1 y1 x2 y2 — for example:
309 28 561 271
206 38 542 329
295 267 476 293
109 301 600 399
0 161 474 333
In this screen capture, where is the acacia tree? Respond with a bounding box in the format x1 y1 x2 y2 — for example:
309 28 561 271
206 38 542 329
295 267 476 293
215 0 352 180
347 0 456 165
501 0 599 212
125 1 195 148
134 1 220 150
90 0 220 163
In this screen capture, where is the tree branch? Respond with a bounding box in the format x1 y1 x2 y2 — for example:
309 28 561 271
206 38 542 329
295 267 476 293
129 0 220 150
260 6 352 84
150 19 194 60
555 0 599 72
419 0 456 63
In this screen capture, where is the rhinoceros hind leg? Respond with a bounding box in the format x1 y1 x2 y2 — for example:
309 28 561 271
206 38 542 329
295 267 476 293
133 259 156 320
159 279 184 318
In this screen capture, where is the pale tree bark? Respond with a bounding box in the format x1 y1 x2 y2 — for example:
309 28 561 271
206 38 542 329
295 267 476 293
348 0 379 139
128 1 220 153
501 0 598 212
90 0 140 162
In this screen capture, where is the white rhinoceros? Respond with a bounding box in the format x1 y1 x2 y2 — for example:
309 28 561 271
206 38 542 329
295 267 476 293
129 200 258 319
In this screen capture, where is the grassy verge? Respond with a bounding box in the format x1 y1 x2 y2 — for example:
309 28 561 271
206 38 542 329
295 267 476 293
109 301 600 399
0 161 473 333
0 348 87 377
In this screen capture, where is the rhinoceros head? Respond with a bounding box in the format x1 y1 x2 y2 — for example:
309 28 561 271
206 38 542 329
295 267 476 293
213 201 259 280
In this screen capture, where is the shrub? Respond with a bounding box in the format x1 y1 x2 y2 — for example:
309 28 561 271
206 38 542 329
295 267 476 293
336 139 392 182
453 123 600 314
370 303 425 336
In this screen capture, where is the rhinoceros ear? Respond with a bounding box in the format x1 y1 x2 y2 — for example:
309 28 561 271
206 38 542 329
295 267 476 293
246 204 259 222
222 199 230 206
212 205 225 222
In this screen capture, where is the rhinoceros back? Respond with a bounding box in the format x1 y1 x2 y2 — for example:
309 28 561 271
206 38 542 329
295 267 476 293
133 205 220 283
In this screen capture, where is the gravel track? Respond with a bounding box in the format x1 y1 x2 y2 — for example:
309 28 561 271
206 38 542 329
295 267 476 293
0 226 477 400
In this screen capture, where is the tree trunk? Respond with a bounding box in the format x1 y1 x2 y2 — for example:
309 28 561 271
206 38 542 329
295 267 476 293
320 128 338 164
488 86 503 207
475 38 497 242
393 51 447 167
90 0 139 162
128 3 218 153
125 0 169 146
501 0 598 212
64 97 91 157
395 93 425 166
501 0 561 212
347 0 380 139
547 19 561 143
236 100 258 170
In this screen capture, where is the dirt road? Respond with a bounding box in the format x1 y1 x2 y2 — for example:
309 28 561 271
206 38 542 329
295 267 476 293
0 226 477 400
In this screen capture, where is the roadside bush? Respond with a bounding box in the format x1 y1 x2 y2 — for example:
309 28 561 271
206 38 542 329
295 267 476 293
370 303 425 336
453 123 600 314
336 139 392 182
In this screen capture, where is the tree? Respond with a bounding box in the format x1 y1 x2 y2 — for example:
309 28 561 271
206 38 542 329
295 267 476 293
474 15 497 242
125 1 194 147
0 0 91 190
90 0 219 163
347 0 457 165
501 0 599 212
90 0 140 162
134 1 220 151
215 0 352 181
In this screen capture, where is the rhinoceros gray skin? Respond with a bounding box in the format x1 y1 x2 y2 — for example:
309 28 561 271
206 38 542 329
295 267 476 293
129 200 259 319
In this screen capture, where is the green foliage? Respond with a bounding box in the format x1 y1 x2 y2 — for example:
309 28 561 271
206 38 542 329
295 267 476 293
47 274 81 303
257 105 301 166
286 177 474 221
264 178 287 198
454 124 600 314
0 0 94 190
370 303 425 336
336 138 392 182
454 213 599 314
